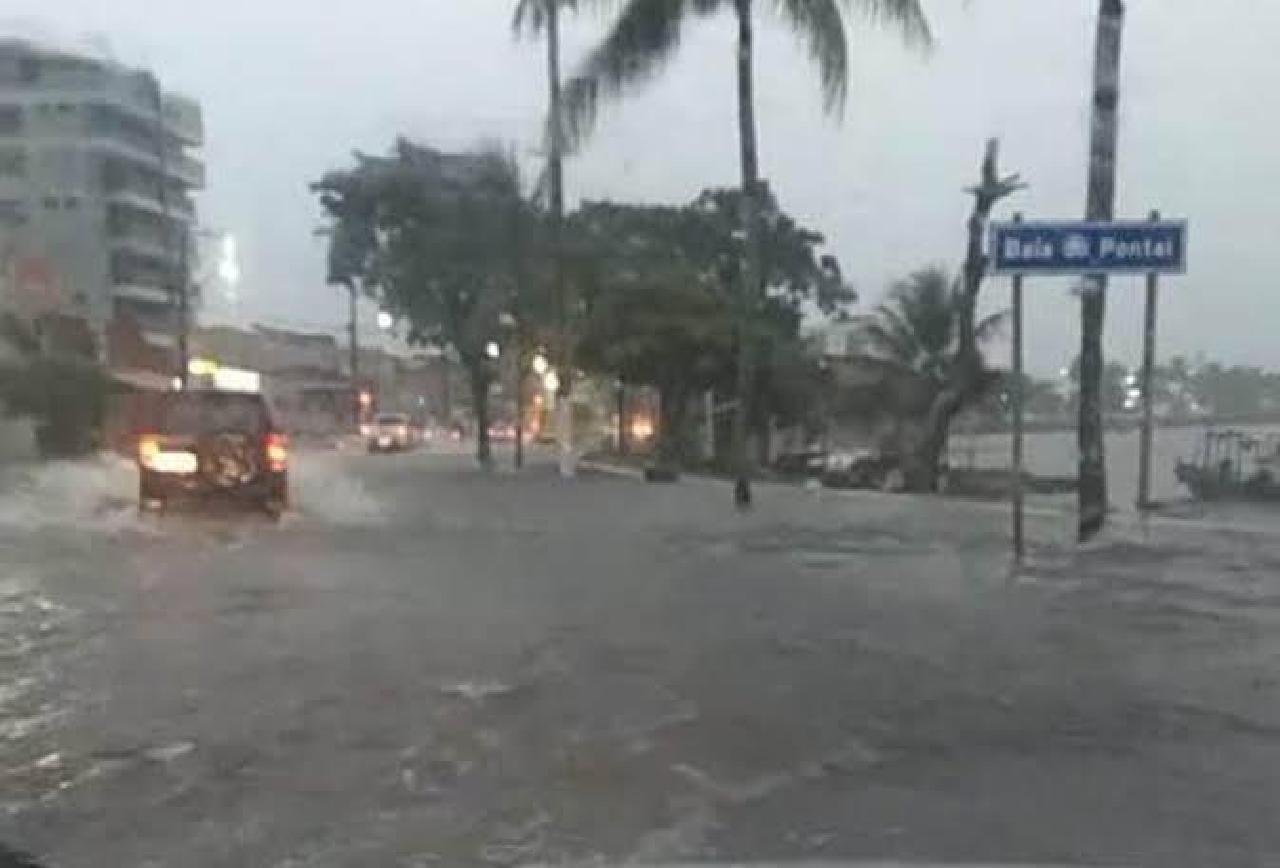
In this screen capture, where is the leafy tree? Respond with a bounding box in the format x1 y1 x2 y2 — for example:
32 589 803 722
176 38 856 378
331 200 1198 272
570 188 850 464
559 0 930 505
1191 363 1279 418
1067 356 1131 414
312 140 540 465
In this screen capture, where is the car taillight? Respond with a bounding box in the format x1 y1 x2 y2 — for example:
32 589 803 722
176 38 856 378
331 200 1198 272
138 435 160 468
266 432 288 472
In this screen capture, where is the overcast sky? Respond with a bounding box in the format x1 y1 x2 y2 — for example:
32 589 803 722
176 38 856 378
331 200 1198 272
10 1 1280 374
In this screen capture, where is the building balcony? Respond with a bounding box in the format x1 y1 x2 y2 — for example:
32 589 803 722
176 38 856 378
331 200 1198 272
113 281 172 306
170 150 204 188
74 78 204 145
112 233 178 264
104 185 195 222
89 136 205 190
162 94 203 146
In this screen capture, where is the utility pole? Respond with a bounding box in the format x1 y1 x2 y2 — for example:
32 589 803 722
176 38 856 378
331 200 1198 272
349 282 360 428
1078 0 1125 541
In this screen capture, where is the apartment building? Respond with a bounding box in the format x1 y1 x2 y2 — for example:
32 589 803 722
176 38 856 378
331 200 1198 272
0 37 203 374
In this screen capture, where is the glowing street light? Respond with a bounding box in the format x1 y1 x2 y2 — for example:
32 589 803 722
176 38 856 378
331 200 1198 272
216 233 240 288
485 341 501 359
543 369 560 394
377 310 394 331
531 353 549 376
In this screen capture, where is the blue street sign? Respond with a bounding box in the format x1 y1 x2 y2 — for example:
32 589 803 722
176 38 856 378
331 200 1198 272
989 220 1187 275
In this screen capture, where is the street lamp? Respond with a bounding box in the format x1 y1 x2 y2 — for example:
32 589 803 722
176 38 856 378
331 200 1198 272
531 353 549 377
485 340 501 360
377 310 394 331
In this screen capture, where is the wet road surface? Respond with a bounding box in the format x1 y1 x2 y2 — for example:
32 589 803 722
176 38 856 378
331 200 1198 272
1 448 1279 866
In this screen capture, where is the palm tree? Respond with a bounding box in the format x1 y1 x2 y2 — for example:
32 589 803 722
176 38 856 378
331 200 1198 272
1079 0 1125 541
513 0 579 476
856 267 1005 484
559 0 931 506
860 267 1004 397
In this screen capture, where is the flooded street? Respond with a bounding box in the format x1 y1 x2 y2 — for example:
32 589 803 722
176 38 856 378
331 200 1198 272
1 449 1279 865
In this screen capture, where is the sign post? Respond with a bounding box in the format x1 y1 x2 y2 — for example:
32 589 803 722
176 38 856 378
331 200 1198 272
990 216 1186 556
1009 213 1025 567
1137 210 1161 511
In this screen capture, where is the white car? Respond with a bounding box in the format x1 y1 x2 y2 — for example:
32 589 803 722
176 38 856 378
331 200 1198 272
367 412 414 453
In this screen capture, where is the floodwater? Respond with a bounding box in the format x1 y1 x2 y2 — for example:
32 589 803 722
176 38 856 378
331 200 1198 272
951 423 1280 508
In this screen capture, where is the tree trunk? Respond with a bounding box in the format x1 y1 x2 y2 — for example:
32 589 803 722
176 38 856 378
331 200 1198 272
731 0 762 508
546 0 576 478
616 382 629 456
755 415 772 468
657 384 689 466
905 392 961 491
468 364 492 467
1079 0 1125 541
905 140 1021 491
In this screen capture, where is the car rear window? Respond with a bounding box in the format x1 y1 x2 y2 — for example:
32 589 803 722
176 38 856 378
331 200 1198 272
159 392 270 435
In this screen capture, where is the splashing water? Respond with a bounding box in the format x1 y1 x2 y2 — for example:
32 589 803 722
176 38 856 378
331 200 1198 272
0 456 144 535
288 453 385 526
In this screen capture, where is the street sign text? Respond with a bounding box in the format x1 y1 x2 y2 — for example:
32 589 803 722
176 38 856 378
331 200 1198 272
989 220 1187 275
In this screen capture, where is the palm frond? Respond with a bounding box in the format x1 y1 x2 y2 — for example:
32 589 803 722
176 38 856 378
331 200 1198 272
512 0 582 36
772 0 850 113
974 307 1010 341
560 0 721 151
862 307 918 365
844 0 933 50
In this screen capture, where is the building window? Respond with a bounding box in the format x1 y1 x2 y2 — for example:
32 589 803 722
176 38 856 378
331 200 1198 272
0 106 21 134
0 146 26 177
64 196 81 209
42 196 60 210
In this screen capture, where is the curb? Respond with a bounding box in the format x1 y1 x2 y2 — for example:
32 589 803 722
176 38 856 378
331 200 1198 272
577 460 644 480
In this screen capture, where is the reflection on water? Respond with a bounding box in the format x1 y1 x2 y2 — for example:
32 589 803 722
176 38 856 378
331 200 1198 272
951 424 1280 509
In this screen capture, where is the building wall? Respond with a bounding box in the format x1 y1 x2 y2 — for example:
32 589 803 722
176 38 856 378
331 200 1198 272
0 38 203 372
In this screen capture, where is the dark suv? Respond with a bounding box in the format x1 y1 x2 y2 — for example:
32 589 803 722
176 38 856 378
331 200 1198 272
138 390 289 516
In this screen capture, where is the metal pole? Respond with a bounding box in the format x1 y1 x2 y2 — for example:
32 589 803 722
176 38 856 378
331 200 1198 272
514 350 525 470
618 382 629 455
349 283 360 429
1137 208 1161 511
704 390 714 462
1011 212 1026 566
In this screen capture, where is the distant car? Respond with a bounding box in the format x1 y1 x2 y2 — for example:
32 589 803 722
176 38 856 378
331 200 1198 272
773 448 827 479
488 422 517 443
821 448 906 492
368 412 414 453
137 390 288 516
